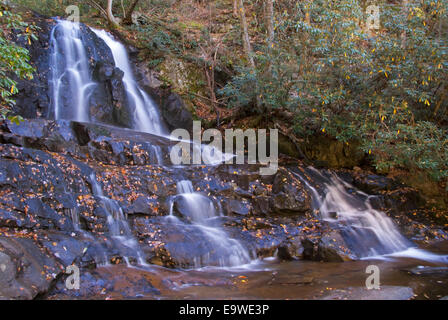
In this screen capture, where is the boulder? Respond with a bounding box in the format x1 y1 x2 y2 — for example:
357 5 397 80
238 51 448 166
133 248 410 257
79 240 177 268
271 168 311 214
161 93 193 133
0 237 62 299
302 228 355 262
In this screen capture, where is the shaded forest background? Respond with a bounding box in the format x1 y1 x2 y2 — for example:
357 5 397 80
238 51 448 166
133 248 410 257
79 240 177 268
1 0 448 206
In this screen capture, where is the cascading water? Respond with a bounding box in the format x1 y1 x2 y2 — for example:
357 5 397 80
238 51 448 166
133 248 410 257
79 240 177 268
48 20 248 268
91 28 166 136
293 168 411 257
68 207 81 231
49 20 166 138
49 20 96 121
293 168 448 262
169 180 252 267
89 172 147 265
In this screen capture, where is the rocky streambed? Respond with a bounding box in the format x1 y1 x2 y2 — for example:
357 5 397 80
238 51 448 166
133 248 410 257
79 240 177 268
0 118 447 299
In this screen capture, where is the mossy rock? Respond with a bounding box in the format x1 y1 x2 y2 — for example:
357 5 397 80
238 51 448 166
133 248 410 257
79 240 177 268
278 134 303 159
395 170 447 209
300 135 365 168
158 56 208 114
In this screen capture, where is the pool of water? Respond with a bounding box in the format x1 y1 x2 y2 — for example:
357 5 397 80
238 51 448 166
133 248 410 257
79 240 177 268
48 242 448 300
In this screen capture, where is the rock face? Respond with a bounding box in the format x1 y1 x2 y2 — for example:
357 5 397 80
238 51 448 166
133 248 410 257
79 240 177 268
12 15 56 119
160 93 193 133
271 168 311 214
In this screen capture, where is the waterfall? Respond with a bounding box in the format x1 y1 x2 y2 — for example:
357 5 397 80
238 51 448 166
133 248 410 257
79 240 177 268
49 20 166 137
89 172 147 266
293 168 448 262
293 168 411 257
91 28 166 136
49 20 97 121
169 180 252 267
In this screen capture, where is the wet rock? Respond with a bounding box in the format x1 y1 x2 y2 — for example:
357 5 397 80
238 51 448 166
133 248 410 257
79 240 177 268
1 119 174 166
226 199 252 216
251 196 271 216
402 266 448 276
0 237 62 299
134 217 227 267
125 196 160 216
317 230 355 262
12 16 55 119
0 208 36 229
352 173 396 194
47 265 160 299
277 239 303 261
90 62 132 128
2 119 80 154
39 232 88 267
302 228 355 262
384 188 425 213
25 198 66 229
271 168 311 214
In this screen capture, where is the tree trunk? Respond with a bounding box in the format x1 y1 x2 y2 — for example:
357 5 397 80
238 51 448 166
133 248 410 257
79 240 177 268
237 0 260 110
87 0 108 20
106 0 120 28
266 0 274 49
123 0 140 25
233 0 238 17
237 0 255 68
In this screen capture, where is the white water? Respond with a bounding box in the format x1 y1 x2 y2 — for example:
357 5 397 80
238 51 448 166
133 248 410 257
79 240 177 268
321 176 411 256
89 172 147 265
363 247 448 263
68 207 81 231
49 20 234 169
169 180 252 267
49 20 166 139
293 169 411 257
294 168 448 263
91 28 166 136
49 20 97 121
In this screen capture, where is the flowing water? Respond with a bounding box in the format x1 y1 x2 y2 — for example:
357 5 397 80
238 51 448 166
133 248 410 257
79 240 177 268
91 28 166 136
49 20 166 136
89 172 146 266
293 168 448 263
49 20 96 121
168 180 252 268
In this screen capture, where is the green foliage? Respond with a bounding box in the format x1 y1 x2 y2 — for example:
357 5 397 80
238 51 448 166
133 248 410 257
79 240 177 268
130 16 199 67
12 0 81 17
220 0 448 183
0 3 37 120
364 121 448 182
